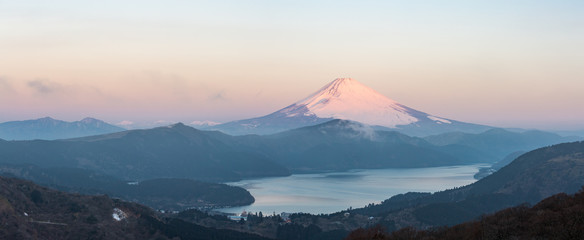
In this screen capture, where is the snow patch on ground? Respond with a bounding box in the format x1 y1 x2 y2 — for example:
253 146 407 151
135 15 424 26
112 208 127 221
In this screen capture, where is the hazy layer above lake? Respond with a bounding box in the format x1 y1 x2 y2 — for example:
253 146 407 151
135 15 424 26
219 165 483 215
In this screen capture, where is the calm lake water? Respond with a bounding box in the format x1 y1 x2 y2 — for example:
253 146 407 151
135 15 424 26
218 165 483 215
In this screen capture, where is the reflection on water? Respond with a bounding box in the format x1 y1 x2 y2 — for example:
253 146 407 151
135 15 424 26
218 164 483 214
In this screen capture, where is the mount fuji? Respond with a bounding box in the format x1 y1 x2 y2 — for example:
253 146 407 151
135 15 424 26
211 78 491 136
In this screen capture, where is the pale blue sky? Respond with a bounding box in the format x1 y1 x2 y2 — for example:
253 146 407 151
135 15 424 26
1 1 583 129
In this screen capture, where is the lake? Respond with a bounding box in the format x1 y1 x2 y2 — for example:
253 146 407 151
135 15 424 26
218 164 483 215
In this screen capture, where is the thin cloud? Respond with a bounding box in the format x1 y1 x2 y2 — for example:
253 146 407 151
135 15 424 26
0 77 14 93
140 71 195 102
27 79 63 95
21 78 116 107
208 90 228 101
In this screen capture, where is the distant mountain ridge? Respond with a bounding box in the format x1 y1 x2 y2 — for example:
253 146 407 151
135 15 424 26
0 123 290 182
0 117 125 140
258 120 476 171
205 120 579 171
210 78 492 136
0 121 576 182
424 128 580 160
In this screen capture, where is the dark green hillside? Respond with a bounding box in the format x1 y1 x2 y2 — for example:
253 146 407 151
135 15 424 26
0 123 289 182
1 120 573 181
205 120 572 172
468 141 584 201
0 176 269 240
474 151 525 179
350 141 584 229
0 164 254 211
347 188 584 240
0 120 485 180
124 178 254 210
218 120 485 172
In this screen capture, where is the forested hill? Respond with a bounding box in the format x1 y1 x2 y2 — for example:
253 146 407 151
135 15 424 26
346 188 584 239
0 176 269 240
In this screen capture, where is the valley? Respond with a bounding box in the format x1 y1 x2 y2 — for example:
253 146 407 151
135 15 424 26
1 79 583 239
3 139 581 239
1 122 582 239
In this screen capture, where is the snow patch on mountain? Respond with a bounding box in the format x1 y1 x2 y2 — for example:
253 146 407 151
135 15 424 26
427 116 452 124
117 120 134 126
191 120 221 127
112 208 127 221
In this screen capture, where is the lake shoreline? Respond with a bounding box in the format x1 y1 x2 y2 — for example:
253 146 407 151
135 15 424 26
218 164 486 215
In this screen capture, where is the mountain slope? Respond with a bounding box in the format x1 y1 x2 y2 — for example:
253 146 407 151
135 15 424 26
351 141 584 229
0 123 289 182
0 176 268 240
207 120 579 172
287 78 417 128
474 151 526 179
0 163 255 211
0 120 574 181
201 119 498 172
0 117 125 140
467 141 584 200
259 120 474 171
211 78 491 136
207 119 581 172
347 189 584 240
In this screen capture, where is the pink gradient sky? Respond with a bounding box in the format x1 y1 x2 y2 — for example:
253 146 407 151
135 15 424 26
1 1 583 130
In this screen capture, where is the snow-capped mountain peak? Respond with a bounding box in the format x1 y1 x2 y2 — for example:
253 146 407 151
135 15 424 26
282 77 418 128
210 77 491 136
